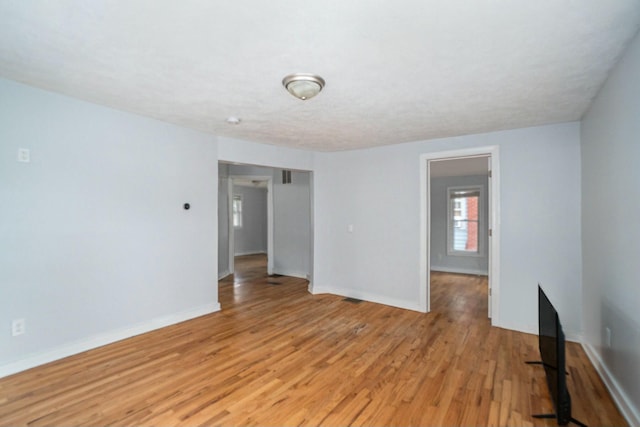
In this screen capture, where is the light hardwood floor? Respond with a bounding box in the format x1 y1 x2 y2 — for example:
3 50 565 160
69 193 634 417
0 255 627 426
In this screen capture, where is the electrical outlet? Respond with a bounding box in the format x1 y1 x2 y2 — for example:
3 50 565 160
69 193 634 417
12 318 25 336
17 148 30 163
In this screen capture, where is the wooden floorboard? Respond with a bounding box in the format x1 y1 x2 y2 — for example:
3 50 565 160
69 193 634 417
0 255 627 426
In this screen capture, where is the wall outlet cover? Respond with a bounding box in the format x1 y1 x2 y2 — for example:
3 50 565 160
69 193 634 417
12 318 26 336
17 148 30 163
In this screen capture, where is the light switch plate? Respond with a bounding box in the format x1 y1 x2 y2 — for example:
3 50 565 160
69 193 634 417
18 148 30 163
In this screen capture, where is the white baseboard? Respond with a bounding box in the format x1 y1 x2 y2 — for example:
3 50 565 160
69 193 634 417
0 302 221 379
582 342 640 427
272 269 309 280
234 250 267 256
311 284 424 313
218 270 231 280
565 331 583 343
431 266 488 276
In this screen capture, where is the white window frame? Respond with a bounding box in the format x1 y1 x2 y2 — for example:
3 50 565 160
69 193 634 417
447 185 484 257
232 194 243 228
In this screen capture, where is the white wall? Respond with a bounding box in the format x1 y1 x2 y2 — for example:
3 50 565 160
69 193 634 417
313 122 582 336
430 175 489 275
232 185 268 256
273 170 312 278
581 30 640 426
0 78 219 376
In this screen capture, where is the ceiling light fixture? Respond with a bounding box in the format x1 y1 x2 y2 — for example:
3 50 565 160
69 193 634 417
282 73 325 100
226 116 241 125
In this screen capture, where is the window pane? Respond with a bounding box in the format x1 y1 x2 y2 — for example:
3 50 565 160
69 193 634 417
465 196 479 251
451 194 479 253
232 196 242 227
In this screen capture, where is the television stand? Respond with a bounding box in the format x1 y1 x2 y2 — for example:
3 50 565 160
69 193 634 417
526 360 585 426
532 413 588 427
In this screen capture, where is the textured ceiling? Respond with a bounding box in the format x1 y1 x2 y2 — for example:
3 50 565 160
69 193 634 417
1 1 639 152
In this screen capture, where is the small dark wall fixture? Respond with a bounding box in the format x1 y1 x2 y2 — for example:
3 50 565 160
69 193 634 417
183 203 190 210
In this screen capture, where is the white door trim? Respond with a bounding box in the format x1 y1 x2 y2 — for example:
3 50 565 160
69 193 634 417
228 175 274 275
419 146 501 326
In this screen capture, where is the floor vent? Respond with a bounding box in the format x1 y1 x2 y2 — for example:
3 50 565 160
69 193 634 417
343 297 363 304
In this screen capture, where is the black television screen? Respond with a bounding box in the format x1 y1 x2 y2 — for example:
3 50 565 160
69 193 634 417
538 285 572 425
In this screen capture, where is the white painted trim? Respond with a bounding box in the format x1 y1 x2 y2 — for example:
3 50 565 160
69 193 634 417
582 342 640 427
419 153 429 313
266 178 274 276
0 303 220 379
218 270 231 280
311 285 423 312
307 171 315 294
431 266 489 276
234 250 267 257
491 321 582 344
420 146 501 326
272 269 309 280
227 178 235 275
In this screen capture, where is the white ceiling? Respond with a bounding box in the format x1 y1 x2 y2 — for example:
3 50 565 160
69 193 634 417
1 1 639 152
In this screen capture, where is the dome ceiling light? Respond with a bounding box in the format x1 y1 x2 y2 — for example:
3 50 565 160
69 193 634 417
282 73 325 100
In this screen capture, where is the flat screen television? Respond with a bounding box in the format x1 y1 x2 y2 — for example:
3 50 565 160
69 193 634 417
530 285 587 427
538 285 572 424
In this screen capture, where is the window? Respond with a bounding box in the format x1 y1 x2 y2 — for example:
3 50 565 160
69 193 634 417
447 187 482 255
232 195 243 228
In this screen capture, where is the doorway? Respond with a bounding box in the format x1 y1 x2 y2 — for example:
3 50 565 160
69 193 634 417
227 175 274 277
419 146 500 325
217 162 314 286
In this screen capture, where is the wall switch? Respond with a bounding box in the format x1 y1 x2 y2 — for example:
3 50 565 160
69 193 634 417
605 327 612 348
347 224 354 233
18 148 30 163
12 318 26 336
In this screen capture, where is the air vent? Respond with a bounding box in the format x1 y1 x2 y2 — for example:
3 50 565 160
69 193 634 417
282 170 292 184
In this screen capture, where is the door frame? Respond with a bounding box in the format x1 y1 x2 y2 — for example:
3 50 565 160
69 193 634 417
228 175 274 275
419 146 501 325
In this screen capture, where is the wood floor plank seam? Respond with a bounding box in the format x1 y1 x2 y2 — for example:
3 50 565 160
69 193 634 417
0 255 628 426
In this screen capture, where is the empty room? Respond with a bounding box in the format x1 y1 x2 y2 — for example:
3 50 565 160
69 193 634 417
1 2 639 426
